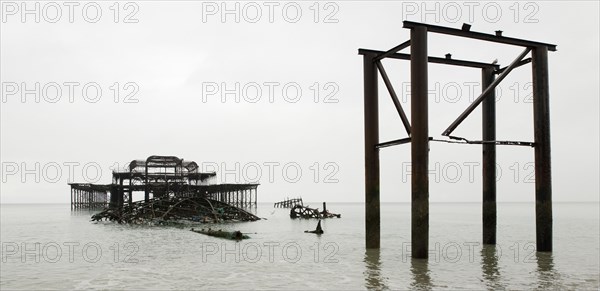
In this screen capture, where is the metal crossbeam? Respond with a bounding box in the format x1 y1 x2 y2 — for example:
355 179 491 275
376 137 412 149
403 21 557 51
431 136 534 147
359 49 498 69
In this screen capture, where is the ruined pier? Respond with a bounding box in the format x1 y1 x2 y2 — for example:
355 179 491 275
69 155 258 210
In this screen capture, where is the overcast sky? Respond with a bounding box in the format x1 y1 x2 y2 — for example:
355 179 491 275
1 1 598 203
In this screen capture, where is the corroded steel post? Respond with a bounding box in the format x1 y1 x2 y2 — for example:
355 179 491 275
532 45 552 252
482 67 497 244
363 51 380 249
410 26 429 259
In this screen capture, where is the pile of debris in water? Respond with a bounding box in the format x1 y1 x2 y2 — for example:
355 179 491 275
91 196 261 224
290 204 341 219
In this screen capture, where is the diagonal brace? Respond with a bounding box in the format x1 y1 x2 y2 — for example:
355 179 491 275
442 48 531 136
374 40 411 62
496 58 531 74
375 60 411 135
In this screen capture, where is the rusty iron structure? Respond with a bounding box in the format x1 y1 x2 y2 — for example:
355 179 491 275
274 197 304 208
70 155 258 210
290 203 341 219
359 21 556 258
69 183 110 209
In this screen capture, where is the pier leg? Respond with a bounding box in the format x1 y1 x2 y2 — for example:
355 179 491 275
129 178 133 206
410 26 429 259
532 46 552 252
482 67 497 245
119 178 124 209
144 168 149 203
363 51 380 249
109 186 118 209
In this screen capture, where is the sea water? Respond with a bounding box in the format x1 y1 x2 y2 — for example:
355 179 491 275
1 202 598 290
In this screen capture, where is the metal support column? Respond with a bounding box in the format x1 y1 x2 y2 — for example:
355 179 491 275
532 45 552 252
410 26 429 259
482 67 497 244
363 51 380 249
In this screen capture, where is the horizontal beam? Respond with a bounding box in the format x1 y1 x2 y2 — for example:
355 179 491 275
377 136 533 149
431 136 534 147
359 49 499 69
376 137 412 149
403 21 557 51
376 137 437 149
374 40 411 61
475 140 534 147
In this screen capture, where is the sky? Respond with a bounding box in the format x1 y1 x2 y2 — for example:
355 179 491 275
1 1 599 203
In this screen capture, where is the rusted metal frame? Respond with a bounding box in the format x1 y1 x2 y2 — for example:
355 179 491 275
442 47 531 136
375 61 411 135
403 21 557 51
374 40 411 61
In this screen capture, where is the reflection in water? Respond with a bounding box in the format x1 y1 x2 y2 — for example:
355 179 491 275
481 245 504 289
363 249 388 290
410 258 432 290
536 252 563 289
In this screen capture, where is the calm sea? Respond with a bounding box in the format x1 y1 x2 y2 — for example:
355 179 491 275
1 202 598 290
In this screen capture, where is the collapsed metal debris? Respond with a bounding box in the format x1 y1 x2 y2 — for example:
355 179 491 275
290 202 341 219
91 196 260 224
274 197 303 208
